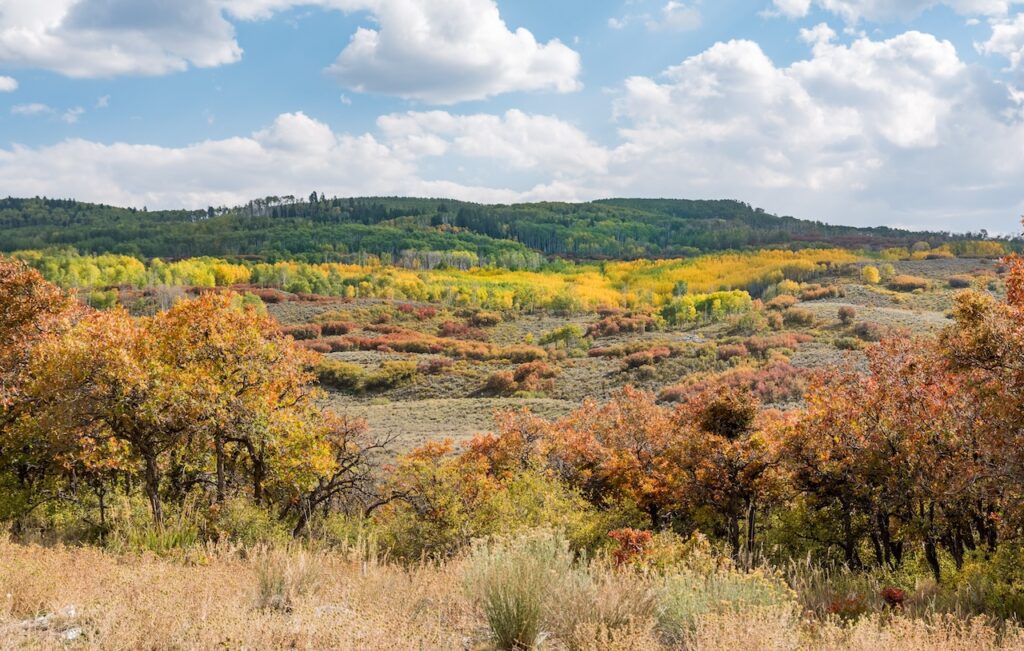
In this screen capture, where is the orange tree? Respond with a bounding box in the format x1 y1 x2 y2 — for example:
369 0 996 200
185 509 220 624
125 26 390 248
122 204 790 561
784 336 990 580
671 389 785 563
544 387 682 529
0 258 76 429
941 250 1024 539
10 286 376 528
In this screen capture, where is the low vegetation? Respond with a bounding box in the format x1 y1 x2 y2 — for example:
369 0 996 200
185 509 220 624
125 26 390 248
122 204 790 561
1 233 1023 648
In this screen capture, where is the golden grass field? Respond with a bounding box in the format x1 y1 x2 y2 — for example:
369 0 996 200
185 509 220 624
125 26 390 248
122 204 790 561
2 537 1024 650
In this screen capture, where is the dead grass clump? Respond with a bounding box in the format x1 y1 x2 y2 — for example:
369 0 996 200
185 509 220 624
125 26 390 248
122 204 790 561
254 547 322 612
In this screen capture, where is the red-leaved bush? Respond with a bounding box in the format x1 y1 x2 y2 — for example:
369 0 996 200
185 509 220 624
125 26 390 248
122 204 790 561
660 361 808 405
608 528 654 567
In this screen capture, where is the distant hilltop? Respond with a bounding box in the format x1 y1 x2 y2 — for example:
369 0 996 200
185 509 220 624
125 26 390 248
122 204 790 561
0 196 1017 266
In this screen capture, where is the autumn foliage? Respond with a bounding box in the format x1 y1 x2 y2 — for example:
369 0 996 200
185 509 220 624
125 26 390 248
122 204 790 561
0 265 387 532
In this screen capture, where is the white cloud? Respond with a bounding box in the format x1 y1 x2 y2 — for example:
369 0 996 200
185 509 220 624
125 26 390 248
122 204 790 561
772 0 813 17
609 29 1024 232
11 103 53 116
978 13 1024 69
377 109 610 175
0 0 242 77
324 0 581 104
0 0 581 103
770 0 1020 22
62 106 85 124
0 75 17 91
648 2 702 31
2 28 1023 233
610 2 702 33
96 95 110 108
0 111 566 208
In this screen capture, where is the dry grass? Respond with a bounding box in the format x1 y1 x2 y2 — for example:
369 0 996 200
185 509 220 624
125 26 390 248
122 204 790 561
3 538 1024 650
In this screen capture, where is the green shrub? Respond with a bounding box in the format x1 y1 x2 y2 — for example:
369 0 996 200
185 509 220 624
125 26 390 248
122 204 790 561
835 336 864 351
463 530 575 650
316 359 365 391
656 566 796 641
539 324 586 347
109 502 201 555
211 498 290 547
364 361 418 390
948 275 974 289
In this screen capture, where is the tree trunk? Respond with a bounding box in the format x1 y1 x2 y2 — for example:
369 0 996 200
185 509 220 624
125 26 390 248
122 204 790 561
924 537 941 583
215 433 226 503
143 453 163 526
744 499 757 570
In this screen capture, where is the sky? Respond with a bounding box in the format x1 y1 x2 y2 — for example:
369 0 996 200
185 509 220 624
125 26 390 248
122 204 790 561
0 1 1023 234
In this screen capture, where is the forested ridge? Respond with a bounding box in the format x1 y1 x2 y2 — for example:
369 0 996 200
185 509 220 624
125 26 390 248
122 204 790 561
1 196 1010 266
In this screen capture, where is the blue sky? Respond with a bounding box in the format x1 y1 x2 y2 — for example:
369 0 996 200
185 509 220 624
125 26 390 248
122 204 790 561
0 0 1022 234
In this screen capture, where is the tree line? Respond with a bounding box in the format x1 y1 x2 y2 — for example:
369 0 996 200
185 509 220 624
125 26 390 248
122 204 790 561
4 196 1016 266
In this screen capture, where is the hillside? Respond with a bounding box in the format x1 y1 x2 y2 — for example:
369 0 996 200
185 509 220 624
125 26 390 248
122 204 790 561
0 196 1008 266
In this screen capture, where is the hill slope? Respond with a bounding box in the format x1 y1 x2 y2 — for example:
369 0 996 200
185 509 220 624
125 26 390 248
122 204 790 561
0 196 1003 266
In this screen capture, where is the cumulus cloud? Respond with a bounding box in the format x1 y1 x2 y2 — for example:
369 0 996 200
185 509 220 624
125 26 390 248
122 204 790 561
648 2 702 31
0 0 579 103
0 75 17 91
770 0 1020 21
2 26 1023 233
377 109 609 175
0 0 242 77
978 13 1024 69
610 27 1024 232
324 0 581 104
0 111 580 208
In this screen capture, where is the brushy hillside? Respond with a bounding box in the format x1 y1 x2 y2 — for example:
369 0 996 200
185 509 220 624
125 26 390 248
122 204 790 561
2 237 1023 649
1 196 1013 265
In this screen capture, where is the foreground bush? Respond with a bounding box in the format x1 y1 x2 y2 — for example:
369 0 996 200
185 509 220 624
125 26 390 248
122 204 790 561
463 531 575 650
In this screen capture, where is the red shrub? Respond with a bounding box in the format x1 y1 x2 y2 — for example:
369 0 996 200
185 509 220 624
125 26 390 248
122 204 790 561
418 358 454 375
608 528 654 567
717 344 750 361
622 346 672 369
320 320 357 336
660 361 808 405
438 320 488 341
766 295 798 311
470 311 502 327
800 284 843 301
484 371 518 395
279 324 322 340
297 340 331 354
587 314 656 338
744 334 813 356
486 361 559 395
881 587 906 609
